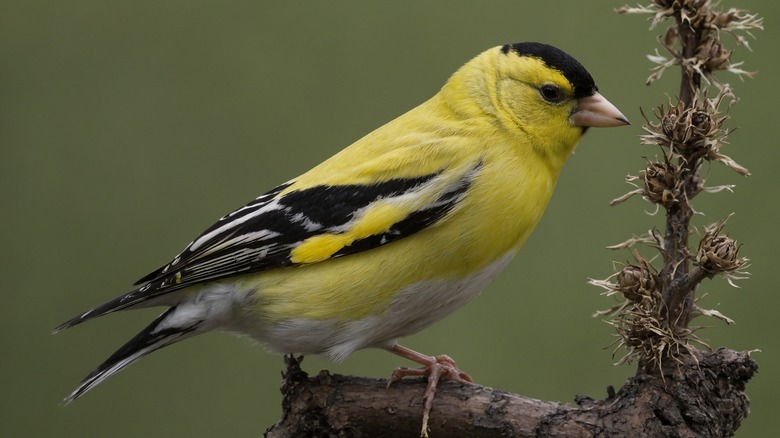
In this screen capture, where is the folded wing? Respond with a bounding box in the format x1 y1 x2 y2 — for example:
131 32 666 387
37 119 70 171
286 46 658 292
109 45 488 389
55 159 482 331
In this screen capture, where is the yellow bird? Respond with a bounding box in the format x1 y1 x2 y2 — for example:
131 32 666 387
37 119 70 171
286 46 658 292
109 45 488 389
56 42 628 434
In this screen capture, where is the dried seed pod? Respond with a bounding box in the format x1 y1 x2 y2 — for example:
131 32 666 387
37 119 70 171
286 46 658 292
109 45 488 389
697 233 740 272
660 100 701 154
660 108 679 139
616 263 658 302
640 96 727 160
643 161 679 205
698 37 732 72
690 110 711 132
672 105 721 158
688 109 715 149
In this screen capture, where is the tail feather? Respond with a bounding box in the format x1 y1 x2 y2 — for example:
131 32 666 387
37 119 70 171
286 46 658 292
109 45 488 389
64 306 201 404
53 280 172 333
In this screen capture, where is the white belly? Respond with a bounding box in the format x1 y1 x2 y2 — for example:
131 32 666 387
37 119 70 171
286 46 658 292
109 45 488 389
256 249 517 362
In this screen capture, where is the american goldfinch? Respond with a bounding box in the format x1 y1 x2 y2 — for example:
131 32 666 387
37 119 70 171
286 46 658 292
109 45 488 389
56 42 628 434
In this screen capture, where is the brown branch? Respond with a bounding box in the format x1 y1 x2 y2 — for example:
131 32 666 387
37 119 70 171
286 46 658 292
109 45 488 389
265 352 755 437
658 4 706 332
677 11 703 106
665 265 711 321
658 186 695 327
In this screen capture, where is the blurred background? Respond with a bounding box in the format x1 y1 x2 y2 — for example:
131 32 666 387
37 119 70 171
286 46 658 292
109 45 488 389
2 1 776 436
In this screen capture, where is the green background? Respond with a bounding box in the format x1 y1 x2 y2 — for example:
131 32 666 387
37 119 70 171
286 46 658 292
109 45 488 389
2 1 777 436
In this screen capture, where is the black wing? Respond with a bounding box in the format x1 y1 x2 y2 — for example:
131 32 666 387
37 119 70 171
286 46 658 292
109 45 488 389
55 161 481 331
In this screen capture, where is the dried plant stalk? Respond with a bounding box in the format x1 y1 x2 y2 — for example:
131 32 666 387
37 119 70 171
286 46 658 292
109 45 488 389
603 0 760 370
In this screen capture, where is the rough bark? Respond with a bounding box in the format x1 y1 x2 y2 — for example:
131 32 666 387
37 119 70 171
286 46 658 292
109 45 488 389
265 350 755 437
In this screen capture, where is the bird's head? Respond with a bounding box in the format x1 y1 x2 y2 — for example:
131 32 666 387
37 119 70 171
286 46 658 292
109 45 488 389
496 42 628 128
445 42 628 166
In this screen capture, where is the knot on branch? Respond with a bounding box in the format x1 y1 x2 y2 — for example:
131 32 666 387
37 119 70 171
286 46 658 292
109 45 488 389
642 348 758 436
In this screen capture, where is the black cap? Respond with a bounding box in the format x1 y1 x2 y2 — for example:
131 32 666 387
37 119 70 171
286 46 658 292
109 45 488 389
501 42 597 98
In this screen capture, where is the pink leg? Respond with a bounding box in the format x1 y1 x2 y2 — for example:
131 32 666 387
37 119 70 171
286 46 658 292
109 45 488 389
386 344 473 437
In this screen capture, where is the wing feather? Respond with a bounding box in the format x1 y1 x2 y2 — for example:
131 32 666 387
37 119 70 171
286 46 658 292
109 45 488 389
78 160 481 321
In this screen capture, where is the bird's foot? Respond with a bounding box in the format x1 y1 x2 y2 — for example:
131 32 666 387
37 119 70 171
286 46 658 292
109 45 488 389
386 347 473 437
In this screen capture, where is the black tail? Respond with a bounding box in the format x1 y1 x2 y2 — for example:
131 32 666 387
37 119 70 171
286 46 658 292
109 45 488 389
53 279 171 333
63 306 201 403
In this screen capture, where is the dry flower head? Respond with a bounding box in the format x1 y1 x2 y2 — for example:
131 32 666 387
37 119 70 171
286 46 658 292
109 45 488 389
603 0 759 370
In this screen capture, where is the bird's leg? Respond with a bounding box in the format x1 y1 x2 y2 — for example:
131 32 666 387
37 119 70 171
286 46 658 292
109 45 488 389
386 343 473 437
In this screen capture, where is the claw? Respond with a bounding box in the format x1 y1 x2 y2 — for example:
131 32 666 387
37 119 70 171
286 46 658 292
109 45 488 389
386 345 473 437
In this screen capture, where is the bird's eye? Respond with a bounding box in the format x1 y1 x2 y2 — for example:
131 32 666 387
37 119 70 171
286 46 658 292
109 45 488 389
539 84 563 102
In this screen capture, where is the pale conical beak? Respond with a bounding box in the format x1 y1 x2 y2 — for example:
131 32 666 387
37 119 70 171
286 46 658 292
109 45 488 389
570 92 630 128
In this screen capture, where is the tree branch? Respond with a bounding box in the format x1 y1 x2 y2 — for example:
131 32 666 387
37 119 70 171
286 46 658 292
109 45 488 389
265 351 755 437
